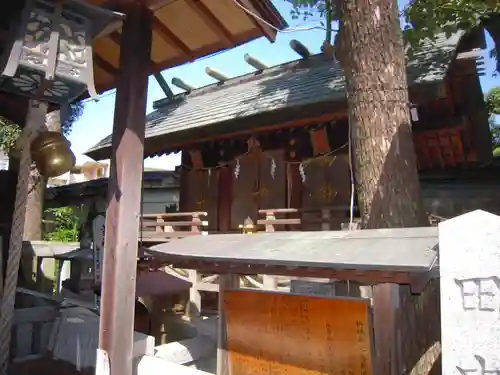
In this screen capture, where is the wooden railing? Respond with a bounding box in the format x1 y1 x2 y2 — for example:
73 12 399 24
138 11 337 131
257 208 301 232
258 207 359 232
140 212 208 243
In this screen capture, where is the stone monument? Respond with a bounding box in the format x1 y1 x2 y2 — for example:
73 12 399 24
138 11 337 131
439 210 500 375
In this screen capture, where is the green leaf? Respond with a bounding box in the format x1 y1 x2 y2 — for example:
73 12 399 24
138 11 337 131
43 206 80 242
0 117 21 154
486 86 500 116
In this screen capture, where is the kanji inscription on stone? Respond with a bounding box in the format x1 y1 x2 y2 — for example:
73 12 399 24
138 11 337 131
439 211 500 375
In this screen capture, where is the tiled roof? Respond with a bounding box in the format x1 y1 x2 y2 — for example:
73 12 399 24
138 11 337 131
87 32 464 160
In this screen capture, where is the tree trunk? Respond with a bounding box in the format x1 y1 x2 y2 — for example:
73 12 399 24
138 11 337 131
482 13 500 73
335 3 439 375
336 0 428 229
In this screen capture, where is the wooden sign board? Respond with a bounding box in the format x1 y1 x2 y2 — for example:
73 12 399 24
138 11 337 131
224 289 373 375
290 279 336 297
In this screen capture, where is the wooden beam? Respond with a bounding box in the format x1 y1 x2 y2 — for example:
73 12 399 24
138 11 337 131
234 0 277 41
94 53 118 76
152 17 194 59
108 31 161 73
154 73 174 99
157 112 344 149
100 0 177 10
372 284 400 375
97 3 152 375
152 258 423 287
184 0 233 48
217 274 239 375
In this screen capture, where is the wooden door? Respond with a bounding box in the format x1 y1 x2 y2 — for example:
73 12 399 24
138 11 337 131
231 155 259 230
258 149 286 210
301 153 351 230
184 169 219 231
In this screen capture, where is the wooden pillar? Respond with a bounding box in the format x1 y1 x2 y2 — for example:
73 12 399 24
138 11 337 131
97 4 152 375
372 284 400 375
217 274 239 375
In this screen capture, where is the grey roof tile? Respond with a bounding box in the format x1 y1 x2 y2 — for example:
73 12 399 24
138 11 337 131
147 226 439 273
87 32 463 158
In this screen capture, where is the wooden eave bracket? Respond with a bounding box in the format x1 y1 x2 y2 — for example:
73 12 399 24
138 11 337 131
147 256 435 292
409 267 439 294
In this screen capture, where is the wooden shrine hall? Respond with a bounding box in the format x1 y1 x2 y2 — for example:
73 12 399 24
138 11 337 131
0 0 286 374
86 29 493 236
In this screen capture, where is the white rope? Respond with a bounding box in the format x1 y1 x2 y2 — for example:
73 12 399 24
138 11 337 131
230 0 329 33
0 100 48 374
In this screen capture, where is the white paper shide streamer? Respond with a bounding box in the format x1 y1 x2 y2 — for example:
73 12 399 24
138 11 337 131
270 158 276 180
234 158 240 179
299 163 306 183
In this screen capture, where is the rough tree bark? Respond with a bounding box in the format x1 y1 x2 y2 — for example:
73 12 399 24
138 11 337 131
334 2 440 375
335 0 428 229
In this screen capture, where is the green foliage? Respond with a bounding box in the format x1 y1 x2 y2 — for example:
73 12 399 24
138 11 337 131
289 0 334 20
288 0 500 71
403 0 498 41
486 87 500 115
0 100 84 155
288 0 338 42
44 206 80 242
403 0 499 71
0 117 21 154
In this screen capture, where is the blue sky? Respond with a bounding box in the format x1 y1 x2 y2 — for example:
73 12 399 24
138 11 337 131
68 0 500 169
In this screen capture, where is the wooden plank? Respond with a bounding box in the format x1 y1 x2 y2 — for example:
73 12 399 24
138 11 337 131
372 284 399 375
152 16 193 58
323 154 351 230
258 208 300 214
301 160 326 230
141 231 205 239
258 149 286 211
217 275 239 375
218 167 232 232
142 221 208 227
223 290 374 375
185 171 206 213
187 270 202 319
142 212 208 218
235 0 277 41
231 154 259 229
147 227 439 273
184 0 233 48
204 170 219 232
290 280 336 297
257 218 301 226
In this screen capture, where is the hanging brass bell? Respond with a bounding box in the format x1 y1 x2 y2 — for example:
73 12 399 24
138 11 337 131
30 131 76 177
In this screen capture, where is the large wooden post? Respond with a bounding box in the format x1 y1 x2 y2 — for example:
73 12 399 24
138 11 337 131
97 4 152 375
0 100 48 375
